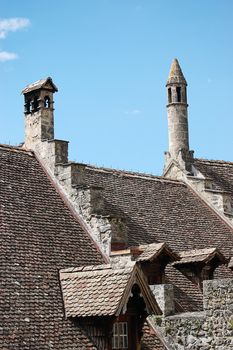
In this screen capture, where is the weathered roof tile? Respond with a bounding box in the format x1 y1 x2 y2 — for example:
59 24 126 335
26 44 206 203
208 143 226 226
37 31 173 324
75 163 233 310
0 146 103 348
173 247 226 265
60 264 160 318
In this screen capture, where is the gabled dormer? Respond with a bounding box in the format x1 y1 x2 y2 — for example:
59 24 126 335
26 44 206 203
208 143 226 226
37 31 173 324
131 242 178 285
172 247 226 290
59 264 161 350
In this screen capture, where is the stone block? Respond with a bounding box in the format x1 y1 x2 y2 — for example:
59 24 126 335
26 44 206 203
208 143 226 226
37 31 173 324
150 284 175 316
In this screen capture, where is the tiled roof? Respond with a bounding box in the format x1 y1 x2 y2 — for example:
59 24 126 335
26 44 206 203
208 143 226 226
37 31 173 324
141 321 167 350
60 264 160 318
75 163 233 256
194 158 233 197
173 247 226 265
22 77 58 94
135 242 178 262
73 163 233 310
165 265 203 312
0 145 103 349
60 264 134 317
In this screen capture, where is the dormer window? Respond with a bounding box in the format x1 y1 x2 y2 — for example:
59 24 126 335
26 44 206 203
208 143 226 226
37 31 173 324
112 322 128 349
59 264 161 350
131 243 178 285
172 247 226 291
44 96 50 108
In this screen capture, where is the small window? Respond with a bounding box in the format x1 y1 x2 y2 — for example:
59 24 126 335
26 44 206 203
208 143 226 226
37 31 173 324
112 322 128 349
168 88 172 103
176 87 181 102
44 96 50 108
33 96 39 111
26 99 33 113
183 87 187 103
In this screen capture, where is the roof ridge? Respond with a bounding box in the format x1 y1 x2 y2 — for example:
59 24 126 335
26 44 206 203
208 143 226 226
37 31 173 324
73 162 186 185
195 158 233 166
179 247 216 257
60 265 134 277
60 264 112 273
0 143 34 156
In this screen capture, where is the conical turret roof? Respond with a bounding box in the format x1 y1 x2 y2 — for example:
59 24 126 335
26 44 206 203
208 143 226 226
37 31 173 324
166 58 187 85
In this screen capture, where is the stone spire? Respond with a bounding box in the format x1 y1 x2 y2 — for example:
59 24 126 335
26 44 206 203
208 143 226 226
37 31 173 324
167 58 187 85
165 59 193 173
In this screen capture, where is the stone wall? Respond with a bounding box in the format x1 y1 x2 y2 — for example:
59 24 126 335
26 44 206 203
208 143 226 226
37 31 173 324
54 160 126 255
203 279 233 349
150 284 175 317
155 278 233 350
30 138 127 256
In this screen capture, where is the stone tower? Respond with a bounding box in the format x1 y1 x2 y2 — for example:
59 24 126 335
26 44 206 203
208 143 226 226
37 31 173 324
22 77 58 149
165 59 193 172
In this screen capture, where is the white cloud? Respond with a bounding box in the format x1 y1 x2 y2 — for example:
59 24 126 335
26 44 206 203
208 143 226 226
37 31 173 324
0 18 30 39
0 51 18 62
132 109 141 115
124 109 142 116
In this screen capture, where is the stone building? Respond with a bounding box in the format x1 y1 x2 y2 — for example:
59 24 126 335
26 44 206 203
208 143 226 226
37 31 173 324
2 60 233 349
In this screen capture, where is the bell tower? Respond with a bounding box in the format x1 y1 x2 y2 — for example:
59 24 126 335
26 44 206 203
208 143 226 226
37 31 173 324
165 59 193 172
22 77 58 149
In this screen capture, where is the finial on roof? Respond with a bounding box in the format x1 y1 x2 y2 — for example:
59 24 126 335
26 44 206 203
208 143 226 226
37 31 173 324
167 58 187 86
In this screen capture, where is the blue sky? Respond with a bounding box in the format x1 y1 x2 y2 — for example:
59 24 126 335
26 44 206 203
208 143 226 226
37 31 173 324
0 1 233 174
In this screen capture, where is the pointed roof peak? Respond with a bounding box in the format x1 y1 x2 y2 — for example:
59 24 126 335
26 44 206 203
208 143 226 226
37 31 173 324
22 77 58 95
167 58 187 86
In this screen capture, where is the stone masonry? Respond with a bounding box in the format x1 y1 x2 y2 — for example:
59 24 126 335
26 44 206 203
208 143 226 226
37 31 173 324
20 67 233 349
164 60 233 226
154 278 233 350
22 78 127 257
165 58 193 173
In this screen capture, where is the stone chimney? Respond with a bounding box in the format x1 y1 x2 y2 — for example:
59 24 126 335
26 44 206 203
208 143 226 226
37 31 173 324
22 77 58 149
22 78 68 171
165 59 193 172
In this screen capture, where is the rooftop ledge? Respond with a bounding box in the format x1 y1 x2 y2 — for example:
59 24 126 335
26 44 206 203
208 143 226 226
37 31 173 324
204 188 231 195
165 311 206 320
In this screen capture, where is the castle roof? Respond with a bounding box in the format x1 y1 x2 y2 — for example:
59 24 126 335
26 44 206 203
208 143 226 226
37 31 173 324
194 158 233 198
60 264 160 317
4 63 233 348
166 58 187 85
75 163 233 253
0 144 166 349
72 162 233 310
0 145 104 349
